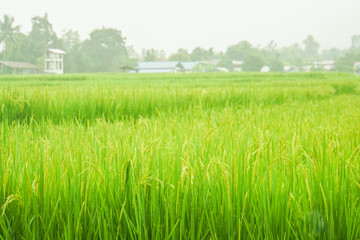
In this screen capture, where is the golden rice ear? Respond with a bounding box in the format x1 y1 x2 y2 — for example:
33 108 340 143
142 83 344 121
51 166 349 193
1 194 23 217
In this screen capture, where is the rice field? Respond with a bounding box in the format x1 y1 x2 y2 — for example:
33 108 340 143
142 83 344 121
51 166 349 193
0 72 360 239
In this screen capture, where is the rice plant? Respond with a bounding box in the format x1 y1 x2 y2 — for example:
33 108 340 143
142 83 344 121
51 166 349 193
0 72 359 239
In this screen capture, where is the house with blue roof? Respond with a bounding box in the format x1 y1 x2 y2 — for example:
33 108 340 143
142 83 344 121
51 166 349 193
133 61 184 73
181 62 200 72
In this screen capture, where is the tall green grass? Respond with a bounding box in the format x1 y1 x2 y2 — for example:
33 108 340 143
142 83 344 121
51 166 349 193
0 72 360 239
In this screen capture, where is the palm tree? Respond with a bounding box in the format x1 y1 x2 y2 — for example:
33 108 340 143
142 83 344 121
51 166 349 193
0 15 21 72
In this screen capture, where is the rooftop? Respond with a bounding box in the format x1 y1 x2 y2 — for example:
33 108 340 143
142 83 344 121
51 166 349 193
181 61 199 70
0 61 39 69
136 61 182 69
47 49 66 54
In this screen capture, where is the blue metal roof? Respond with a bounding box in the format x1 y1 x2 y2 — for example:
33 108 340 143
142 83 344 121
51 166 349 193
136 61 182 70
181 61 199 70
138 69 176 73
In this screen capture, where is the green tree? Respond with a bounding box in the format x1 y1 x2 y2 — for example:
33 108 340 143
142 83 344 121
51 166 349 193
225 41 255 60
59 30 82 73
321 48 344 60
218 41 257 70
302 35 320 62
0 15 21 71
61 29 80 52
334 36 360 72
260 41 279 63
279 43 304 67
29 13 58 53
258 40 285 72
190 47 216 61
127 45 139 62
81 27 129 72
335 52 360 72
124 45 139 68
268 58 284 72
142 48 166 61
5 33 36 62
168 48 191 61
242 54 264 72
26 13 61 68
351 35 360 49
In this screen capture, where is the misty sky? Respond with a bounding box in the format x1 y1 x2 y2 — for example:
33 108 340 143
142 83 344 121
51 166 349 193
2 0 360 54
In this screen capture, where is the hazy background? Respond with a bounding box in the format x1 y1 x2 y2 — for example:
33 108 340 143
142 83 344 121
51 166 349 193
2 0 360 53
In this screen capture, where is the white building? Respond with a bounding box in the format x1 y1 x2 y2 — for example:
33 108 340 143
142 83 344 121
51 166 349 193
313 60 335 71
133 62 184 73
44 49 66 74
260 66 270 72
355 62 360 74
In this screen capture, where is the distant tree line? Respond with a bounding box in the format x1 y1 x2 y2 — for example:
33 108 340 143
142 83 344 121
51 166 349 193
0 14 136 73
1 14 360 73
168 36 360 72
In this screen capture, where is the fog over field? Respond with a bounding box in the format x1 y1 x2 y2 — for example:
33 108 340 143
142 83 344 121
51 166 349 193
2 0 360 52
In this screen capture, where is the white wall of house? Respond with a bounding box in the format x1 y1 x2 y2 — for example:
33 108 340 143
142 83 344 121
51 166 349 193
44 49 65 74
